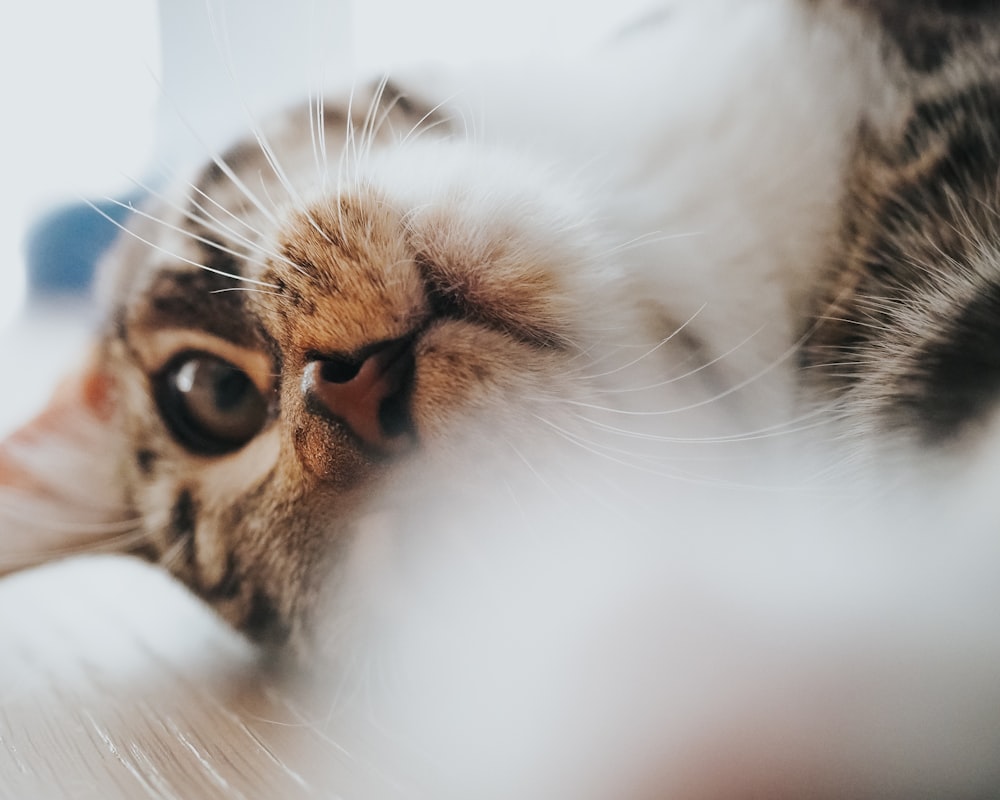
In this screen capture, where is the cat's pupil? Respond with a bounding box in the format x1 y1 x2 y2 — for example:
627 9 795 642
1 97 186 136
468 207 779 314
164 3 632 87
157 354 268 455
213 368 252 411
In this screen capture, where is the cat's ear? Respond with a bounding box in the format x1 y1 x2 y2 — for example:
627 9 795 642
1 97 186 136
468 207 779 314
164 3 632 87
0 348 136 577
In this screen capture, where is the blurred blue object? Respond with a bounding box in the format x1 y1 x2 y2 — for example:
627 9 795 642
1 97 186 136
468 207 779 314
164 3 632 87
24 191 145 297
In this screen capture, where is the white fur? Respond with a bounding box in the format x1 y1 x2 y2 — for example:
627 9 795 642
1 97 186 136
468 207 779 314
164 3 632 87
394 0 895 433
303 4 1000 798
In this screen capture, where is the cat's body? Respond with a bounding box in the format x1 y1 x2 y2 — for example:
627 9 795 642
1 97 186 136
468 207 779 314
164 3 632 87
6 0 1000 796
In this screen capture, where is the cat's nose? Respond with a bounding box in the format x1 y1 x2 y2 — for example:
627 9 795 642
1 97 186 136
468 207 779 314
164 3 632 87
302 338 416 456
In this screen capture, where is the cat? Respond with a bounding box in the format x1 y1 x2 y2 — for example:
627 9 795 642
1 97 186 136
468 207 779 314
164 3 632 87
5 0 1000 796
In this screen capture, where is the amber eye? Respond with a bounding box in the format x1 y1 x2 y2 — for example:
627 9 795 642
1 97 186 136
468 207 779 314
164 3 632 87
155 353 268 455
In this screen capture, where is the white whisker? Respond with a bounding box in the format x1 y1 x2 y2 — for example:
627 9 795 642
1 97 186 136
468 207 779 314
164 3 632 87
146 65 281 229
99 195 281 276
130 174 276 264
574 304 707 381
209 287 286 298
83 199 280 288
399 94 461 146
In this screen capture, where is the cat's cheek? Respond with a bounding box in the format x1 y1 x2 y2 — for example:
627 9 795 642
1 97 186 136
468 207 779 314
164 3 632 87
409 319 568 446
290 415 374 489
196 428 283 507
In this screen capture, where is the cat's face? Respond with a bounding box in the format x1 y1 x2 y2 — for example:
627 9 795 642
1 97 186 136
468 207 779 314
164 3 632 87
92 86 687 655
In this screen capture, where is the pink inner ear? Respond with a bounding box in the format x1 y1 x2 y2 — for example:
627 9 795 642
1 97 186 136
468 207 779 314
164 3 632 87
77 366 115 422
0 348 135 578
0 349 115 493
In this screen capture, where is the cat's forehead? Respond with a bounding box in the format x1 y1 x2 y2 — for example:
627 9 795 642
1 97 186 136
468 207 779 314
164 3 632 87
100 204 266 354
101 145 597 373
106 178 427 360
254 194 429 359
98 150 281 350
103 146 339 350
99 81 454 352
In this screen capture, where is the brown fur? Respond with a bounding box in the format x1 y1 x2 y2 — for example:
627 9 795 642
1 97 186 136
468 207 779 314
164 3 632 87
803 6 1000 447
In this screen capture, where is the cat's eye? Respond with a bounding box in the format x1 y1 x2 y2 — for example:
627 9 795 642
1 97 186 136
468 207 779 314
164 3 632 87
155 353 269 455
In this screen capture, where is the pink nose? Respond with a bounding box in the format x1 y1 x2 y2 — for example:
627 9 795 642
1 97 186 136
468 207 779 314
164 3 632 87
302 339 415 455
